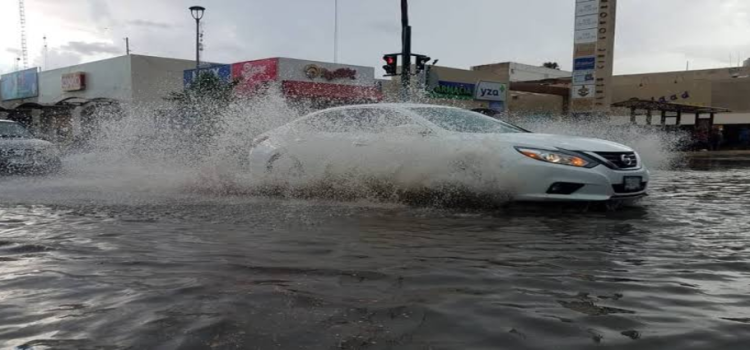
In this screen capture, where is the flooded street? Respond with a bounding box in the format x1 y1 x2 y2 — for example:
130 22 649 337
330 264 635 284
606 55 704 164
1 158 749 350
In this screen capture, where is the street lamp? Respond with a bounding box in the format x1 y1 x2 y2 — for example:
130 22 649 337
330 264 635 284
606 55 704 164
189 5 205 75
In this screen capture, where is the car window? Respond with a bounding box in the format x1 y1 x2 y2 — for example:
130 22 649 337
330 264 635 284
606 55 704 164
407 107 528 134
297 108 413 134
0 122 33 138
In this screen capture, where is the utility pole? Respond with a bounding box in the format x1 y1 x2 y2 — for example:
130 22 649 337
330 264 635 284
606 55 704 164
400 0 411 101
125 37 130 55
333 0 338 63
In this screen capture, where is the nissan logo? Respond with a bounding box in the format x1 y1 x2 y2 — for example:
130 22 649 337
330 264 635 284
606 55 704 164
620 154 636 166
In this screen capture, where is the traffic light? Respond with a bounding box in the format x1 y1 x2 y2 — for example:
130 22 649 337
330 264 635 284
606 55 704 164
415 55 431 73
383 54 398 76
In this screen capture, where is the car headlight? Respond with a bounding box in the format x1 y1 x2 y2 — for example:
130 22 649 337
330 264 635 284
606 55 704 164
515 147 597 168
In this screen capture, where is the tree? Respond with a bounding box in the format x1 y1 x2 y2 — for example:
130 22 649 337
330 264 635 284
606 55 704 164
542 62 560 70
165 72 239 143
166 72 238 106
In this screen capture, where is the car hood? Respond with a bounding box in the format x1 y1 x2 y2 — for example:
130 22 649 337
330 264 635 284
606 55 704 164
0 138 53 149
470 133 634 153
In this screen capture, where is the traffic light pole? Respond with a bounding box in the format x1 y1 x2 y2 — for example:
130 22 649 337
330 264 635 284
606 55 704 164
401 0 411 101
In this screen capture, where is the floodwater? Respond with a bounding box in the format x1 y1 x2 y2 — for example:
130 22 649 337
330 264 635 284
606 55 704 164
1 156 749 350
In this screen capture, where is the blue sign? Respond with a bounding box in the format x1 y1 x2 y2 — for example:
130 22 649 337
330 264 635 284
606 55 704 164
489 101 505 112
183 64 232 87
1 68 39 101
573 56 596 71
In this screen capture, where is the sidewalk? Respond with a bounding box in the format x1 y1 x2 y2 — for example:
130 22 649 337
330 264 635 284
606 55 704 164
683 150 750 157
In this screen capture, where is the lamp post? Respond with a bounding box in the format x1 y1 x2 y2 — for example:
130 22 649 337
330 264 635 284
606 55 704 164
189 5 205 77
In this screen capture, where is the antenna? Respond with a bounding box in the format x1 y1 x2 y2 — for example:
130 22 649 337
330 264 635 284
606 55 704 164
18 0 29 69
43 35 48 70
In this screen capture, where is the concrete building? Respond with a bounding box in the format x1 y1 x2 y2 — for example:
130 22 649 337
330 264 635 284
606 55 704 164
471 62 571 82
1 54 202 109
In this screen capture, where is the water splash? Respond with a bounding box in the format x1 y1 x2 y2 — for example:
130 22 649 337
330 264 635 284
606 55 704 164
1 85 686 206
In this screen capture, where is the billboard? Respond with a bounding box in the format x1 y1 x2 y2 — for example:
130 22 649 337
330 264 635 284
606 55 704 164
474 81 507 102
231 58 279 94
183 64 232 87
1 68 39 101
571 0 617 111
62 72 86 91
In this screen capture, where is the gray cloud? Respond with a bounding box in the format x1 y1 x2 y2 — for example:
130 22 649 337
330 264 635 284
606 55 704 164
3 0 750 76
128 20 172 29
62 41 121 56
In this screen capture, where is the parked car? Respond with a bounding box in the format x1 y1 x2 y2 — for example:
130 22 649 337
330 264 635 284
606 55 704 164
248 104 649 202
0 120 62 174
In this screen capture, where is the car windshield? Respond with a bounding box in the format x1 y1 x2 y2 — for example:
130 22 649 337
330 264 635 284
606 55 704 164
407 107 528 134
0 122 32 138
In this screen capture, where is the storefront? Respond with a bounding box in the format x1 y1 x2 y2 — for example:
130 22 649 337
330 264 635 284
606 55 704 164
229 57 382 109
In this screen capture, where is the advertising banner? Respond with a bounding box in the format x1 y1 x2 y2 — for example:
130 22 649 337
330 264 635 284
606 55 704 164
573 57 596 71
575 0 599 16
276 58 375 87
1 68 39 101
62 72 86 91
183 64 232 87
231 58 279 94
574 28 598 44
571 0 617 112
474 81 507 102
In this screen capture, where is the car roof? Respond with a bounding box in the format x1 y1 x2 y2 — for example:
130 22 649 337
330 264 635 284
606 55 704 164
322 103 463 112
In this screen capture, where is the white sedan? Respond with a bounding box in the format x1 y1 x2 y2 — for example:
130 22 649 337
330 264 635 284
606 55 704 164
247 104 649 202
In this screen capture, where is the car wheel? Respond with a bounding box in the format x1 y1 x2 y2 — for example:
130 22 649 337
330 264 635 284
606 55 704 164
266 152 304 178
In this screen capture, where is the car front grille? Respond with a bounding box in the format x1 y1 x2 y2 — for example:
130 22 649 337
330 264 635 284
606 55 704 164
595 152 639 169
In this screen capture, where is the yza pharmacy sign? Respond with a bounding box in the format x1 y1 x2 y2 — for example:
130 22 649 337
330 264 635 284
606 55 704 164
474 81 507 102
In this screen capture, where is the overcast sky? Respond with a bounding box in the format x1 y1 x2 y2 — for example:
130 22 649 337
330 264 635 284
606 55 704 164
1 0 749 76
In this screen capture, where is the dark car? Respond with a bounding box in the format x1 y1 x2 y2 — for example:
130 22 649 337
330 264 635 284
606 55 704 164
0 120 62 174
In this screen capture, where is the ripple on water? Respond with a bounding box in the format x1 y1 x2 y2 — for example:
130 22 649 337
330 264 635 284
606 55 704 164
1 165 750 349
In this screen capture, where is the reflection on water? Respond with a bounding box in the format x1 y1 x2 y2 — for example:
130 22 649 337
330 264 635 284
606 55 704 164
1 159 749 350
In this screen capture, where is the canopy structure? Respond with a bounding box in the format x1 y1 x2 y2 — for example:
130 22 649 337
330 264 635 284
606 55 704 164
612 98 731 128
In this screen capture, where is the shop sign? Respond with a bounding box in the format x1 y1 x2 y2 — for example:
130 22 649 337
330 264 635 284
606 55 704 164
574 57 596 71
1 68 39 101
231 58 279 93
575 14 598 30
303 64 357 81
574 28 598 44
183 64 232 87
575 0 599 16
62 72 86 91
429 81 475 100
573 70 595 85
572 84 595 99
474 81 507 102
574 43 596 57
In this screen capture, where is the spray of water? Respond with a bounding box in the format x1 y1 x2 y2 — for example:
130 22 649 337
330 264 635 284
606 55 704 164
1 82 687 207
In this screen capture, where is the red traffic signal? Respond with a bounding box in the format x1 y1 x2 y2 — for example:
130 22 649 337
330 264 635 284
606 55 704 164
383 54 398 76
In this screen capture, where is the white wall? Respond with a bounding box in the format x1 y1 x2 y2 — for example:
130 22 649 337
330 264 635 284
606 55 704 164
130 55 201 106
38 55 133 104
508 62 571 82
